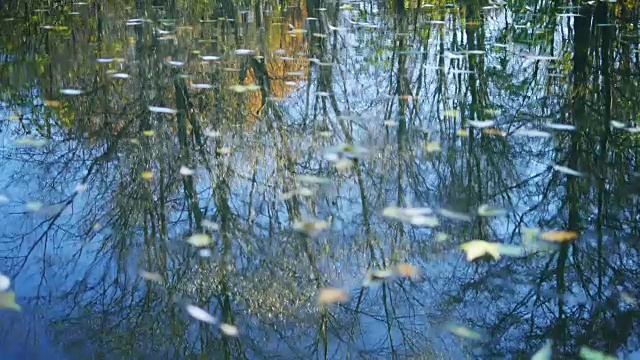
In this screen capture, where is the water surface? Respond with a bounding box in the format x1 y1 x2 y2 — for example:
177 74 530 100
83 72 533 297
1 0 640 359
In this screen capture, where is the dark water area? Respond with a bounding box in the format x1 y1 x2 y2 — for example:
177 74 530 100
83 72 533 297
1 0 640 359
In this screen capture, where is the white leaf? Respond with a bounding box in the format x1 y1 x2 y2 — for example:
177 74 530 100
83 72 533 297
179 166 196 176
552 164 583 177
0 273 10 292
186 304 217 324
219 323 239 336
148 106 177 115
186 234 212 247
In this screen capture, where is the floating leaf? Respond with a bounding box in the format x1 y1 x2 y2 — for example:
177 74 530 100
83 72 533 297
140 171 153 180
0 273 10 292
578 347 618 360
139 270 163 283
25 201 43 212
179 166 195 176
477 204 507 217
0 291 21 311
190 83 214 89
228 84 261 93
447 324 482 340
318 287 349 305
219 323 239 336
544 123 576 131
395 264 421 279
60 89 84 96
438 208 472 222
185 304 217 324
363 269 395 287
201 220 219 231
467 120 495 128
44 100 62 108
532 340 553 360
425 141 441 153
143 130 155 137
460 240 501 261
539 230 578 243
148 106 177 115
186 233 212 247
295 175 331 185
234 49 255 56
292 219 331 237
552 164 583 177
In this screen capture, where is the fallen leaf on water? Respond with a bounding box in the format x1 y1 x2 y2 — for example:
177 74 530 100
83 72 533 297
26 201 43 212
318 287 349 305
438 208 472 222
477 204 507 217
395 263 421 279
139 270 163 283
141 171 153 180
553 164 583 177
148 106 177 115
578 346 617 360
0 291 21 311
447 324 481 340
363 269 395 287
44 100 62 108
179 166 195 176
460 240 501 261
292 219 331 237
532 340 553 360
185 304 217 324
540 230 578 243
467 120 495 128
0 273 10 291
425 141 441 153
201 220 219 231
219 323 239 336
60 89 84 96
186 233 212 247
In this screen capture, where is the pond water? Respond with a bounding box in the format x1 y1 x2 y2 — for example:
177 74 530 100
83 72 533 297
1 0 640 359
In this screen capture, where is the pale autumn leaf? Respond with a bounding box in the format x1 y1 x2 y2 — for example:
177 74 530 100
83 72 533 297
185 304 216 324
0 291 21 311
532 340 553 360
219 323 239 336
317 287 349 305
395 263 421 279
0 273 10 292
186 234 212 247
460 240 501 261
540 230 578 243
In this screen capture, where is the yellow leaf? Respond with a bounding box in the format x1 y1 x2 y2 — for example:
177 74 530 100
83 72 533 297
460 240 501 261
140 171 153 180
44 100 62 108
425 141 441 153
0 291 21 311
540 230 578 243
